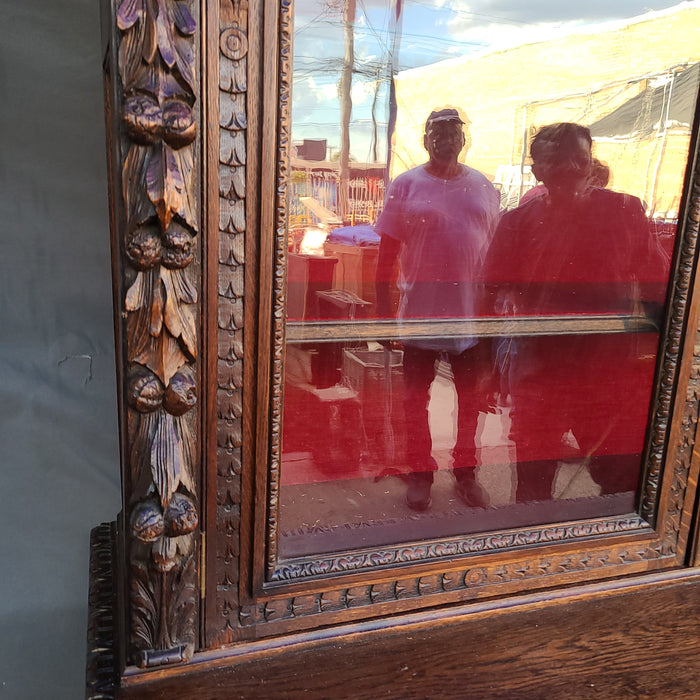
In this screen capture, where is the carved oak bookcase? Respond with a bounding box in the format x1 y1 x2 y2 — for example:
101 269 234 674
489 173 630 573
88 0 700 697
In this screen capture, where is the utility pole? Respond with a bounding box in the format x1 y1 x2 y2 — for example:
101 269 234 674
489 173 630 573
338 0 355 222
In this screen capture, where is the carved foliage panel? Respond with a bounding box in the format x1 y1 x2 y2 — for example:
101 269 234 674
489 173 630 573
112 0 201 667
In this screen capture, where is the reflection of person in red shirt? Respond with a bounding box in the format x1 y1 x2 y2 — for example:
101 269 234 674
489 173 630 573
483 123 669 503
376 108 499 510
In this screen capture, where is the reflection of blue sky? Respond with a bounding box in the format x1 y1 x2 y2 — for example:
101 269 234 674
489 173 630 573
292 0 689 162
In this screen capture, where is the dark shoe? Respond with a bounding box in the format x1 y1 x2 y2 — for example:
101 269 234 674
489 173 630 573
455 472 490 508
406 479 432 511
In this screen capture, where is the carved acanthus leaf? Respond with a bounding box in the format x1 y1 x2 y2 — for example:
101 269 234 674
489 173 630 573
130 324 188 386
123 145 157 228
172 29 196 92
151 411 185 507
117 0 145 31
171 1 196 36
125 269 148 313
149 0 197 90
130 563 159 649
125 267 196 383
154 0 177 68
172 146 198 229
162 268 197 358
120 0 196 94
164 553 197 649
118 0 150 89
125 268 164 338
147 142 185 231
130 412 158 500
125 268 164 337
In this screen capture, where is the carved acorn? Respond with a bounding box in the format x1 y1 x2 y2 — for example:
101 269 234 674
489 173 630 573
162 100 196 149
161 223 194 269
163 368 197 416
131 500 165 542
123 93 162 145
123 94 195 149
164 492 198 536
125 226 162 270
127 366 165 413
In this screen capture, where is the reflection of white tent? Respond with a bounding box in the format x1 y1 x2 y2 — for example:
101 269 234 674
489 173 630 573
391 4 700 214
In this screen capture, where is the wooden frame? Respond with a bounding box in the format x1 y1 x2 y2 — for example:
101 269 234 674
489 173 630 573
88 0 700 696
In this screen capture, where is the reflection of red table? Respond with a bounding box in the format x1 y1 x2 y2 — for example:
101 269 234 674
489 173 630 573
287 253 338 320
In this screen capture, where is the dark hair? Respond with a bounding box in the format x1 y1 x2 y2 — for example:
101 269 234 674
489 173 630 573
591 158 610 188
530 123 592 161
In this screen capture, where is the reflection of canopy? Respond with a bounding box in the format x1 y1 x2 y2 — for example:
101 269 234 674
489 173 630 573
589 63 700 138
299 197 342 226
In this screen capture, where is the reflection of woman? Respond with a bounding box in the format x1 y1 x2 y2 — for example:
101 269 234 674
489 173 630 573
376 108 500 511
483 123 669 503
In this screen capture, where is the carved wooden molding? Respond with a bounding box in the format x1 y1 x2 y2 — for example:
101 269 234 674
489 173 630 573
267 0 293 578
270 515 651 581
107 0 201 667
212 0 248 647
642 162 700 522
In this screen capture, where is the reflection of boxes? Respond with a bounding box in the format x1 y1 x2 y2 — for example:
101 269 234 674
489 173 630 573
343 349 406 467
343 348 403 391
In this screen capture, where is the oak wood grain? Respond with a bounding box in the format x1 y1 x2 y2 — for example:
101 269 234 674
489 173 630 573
116 571 700 699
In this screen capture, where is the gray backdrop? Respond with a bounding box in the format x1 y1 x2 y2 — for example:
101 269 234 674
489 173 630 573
1 1 122 697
